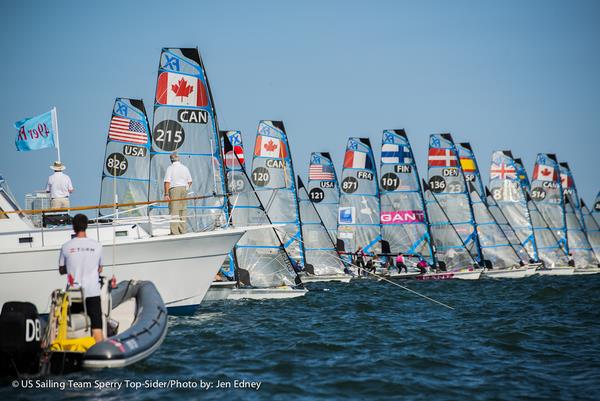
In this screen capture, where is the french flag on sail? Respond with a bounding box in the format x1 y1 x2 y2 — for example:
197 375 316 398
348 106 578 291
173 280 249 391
344 150 372 170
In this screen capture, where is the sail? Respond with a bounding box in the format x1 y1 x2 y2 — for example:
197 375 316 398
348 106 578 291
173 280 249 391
426 134 481 263
581 200 600 263
379 130 434 263
514 158 531 191
221 131 298 287
488 151 539 261
99 98 151 218
307 152 340 243
297 177 345 275
149 48 227 231
529 153 570 267
338 138 381 255
593 192 600 225
251 120 304 264
558 162 596 268
423 181 477 271
456 143 522 269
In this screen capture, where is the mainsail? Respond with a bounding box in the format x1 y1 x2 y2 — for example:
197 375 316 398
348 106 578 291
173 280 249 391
558 162 596 268
488 151 539 261
456 143 522 268
593 192 600 225
423 180 475 271
426 134 482 264
307 152 340 243
338 138 381 255
379 130 434 263
221 130 299 287
149 48 227 231
581 199 600 263
99 98 151 217
251 120 304 264
529 153 570 267
297 176 345 275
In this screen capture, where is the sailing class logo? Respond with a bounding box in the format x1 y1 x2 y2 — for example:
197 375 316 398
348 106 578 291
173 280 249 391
106 153 128 176
380 210 425 225
152 120 185 151
156 72 208 107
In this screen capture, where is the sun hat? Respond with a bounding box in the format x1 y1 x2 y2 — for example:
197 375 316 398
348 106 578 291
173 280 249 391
50 161 66 171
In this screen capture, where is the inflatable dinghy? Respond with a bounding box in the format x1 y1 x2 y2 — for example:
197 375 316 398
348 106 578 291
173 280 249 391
42 279 168 373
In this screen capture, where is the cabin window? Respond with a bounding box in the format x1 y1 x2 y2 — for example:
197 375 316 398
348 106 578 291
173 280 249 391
19 237 33 244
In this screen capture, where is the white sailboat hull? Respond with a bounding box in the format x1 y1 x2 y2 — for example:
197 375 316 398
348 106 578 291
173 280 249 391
524 266 539 277
0 228 248 314
227 287 307 300
416 269 482 281
482 267 529 279
300 274 351 283
536 267 575 276
202 281 237 302
573 267 600 275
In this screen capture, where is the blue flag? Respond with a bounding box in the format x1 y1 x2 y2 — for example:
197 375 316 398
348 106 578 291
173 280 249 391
14 108 57 151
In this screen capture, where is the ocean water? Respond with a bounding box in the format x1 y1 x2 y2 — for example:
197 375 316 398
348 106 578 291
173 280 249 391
2 275 600 400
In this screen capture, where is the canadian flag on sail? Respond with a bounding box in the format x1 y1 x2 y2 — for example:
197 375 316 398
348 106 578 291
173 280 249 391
156 72 208 107
254 135 287 158
533 164 557 182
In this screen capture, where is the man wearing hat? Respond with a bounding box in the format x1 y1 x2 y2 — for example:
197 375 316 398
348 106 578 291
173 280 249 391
163 153 192 234
46 161 74 209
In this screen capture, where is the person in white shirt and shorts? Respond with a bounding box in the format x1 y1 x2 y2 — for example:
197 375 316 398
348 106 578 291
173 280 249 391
58 214 104 343
46 161 74 209
163 153 193 235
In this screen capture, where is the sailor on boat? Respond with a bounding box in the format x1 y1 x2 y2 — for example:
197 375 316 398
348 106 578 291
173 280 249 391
58 214 104 343
395 253 407 273
163 152 192 235
46 161 73 209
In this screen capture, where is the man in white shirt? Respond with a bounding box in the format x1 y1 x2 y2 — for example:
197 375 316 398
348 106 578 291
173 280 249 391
58 214 104 343
46 161 74 209
164 153 192 234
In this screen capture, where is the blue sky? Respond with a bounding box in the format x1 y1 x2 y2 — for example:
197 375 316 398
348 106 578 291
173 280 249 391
1 0 599 208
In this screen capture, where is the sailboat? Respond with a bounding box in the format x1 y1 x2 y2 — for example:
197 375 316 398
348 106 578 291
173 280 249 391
529 153 573 275
558 162 599 274
456 142 529 278
379 130 434 277
225 125 307 299
581 199 600 265
307 152 340 246
422 134 482 279
297 176 349 282
337 138 381 258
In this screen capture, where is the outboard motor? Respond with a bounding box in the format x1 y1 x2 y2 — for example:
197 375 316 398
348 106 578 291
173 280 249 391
0 302 42 376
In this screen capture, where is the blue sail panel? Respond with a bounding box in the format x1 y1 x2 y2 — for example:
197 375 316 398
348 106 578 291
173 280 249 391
379 130 434 264
99 98 151 218
338 137 381 255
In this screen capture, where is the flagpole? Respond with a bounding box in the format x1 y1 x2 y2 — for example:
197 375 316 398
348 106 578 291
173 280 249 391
52 107 61 162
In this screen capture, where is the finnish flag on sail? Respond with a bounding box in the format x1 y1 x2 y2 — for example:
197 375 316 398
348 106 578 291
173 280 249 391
14 108 57 152
381 143 412 164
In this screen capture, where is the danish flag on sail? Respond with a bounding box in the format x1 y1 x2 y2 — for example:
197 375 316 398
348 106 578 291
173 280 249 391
428 148 457 167
490 162 516 180
156 72 208 107
533 164 557 182
254 135 287 158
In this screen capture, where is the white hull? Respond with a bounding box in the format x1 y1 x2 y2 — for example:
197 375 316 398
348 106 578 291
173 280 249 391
482 267 529 279
416 269 482 281
524 266 539 277
536 267 575 276
201 281 237 302
300 274 351 283
385 271 421 279
573 267 600 275
227 287 307 300
0 228 249 314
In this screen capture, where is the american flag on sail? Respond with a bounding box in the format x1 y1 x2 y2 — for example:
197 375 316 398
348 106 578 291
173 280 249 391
108 116 148 144
309 164 335 180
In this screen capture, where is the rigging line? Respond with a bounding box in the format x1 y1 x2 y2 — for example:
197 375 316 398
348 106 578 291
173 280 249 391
271 226 454 310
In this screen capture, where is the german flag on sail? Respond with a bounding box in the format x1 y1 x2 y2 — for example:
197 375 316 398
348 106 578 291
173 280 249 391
460 157 476 173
